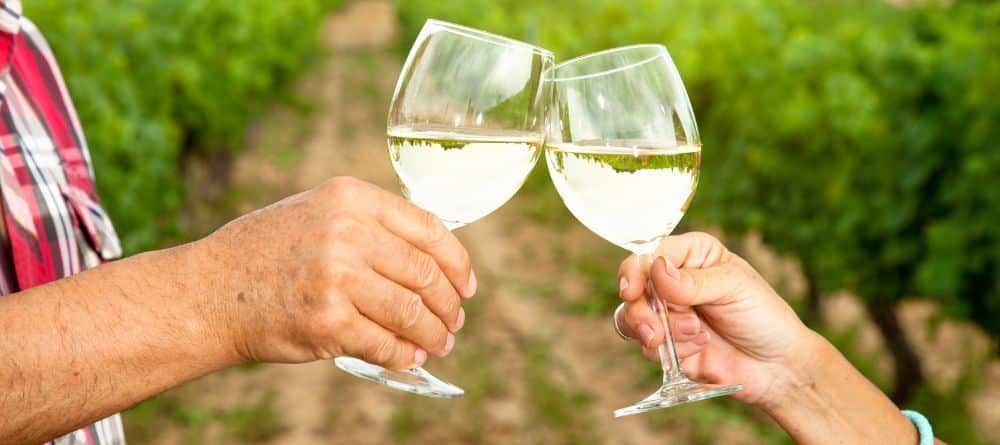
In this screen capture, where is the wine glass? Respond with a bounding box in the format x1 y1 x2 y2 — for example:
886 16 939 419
334 19 554 398
543 44 743 416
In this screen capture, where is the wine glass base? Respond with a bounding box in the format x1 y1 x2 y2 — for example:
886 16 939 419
333 356 465 399
613 380 743 418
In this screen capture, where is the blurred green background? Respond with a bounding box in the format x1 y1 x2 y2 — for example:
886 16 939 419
23 0 1000 444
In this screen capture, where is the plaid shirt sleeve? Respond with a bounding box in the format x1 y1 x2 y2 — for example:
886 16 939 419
0 1 126 444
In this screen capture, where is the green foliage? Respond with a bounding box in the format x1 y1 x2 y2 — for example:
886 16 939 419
546 145 700 173
519 162 573 225
125 393 284 444
389 400 421 444
25 0 342 252
523 339 597 443
397 0 1000 336
566 247 622 316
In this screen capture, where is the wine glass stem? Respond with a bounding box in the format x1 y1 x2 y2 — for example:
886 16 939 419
638 253 686 385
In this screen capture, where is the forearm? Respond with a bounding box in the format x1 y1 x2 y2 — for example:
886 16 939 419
761 332 919 445
0 241 241 444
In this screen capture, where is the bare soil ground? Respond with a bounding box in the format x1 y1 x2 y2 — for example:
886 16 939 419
141 2 1000 444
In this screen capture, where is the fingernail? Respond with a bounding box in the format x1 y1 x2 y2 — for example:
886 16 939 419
637 324 655 347
619 277 629 292
414 348 428 367
454 307 466 332
662 257 680 281
444 333 455 355
464 270 477 299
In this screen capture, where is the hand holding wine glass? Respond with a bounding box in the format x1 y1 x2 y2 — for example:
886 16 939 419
615 232 816 406
335 19 553 398
616 233 941 444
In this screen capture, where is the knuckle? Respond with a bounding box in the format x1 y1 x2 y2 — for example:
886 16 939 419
434 295 461 329
710 241 731 264
725 255 761 289
313 304 354 337
324 263 359 290
688 231 717 245
329 216 365 240
728 252 754 274
324 177 374 204
316 261 362 294
412 252 440 291
367 337 399 366
394 293 425 331
428 324 449 351
421 211 448 246
441 294 461 320
325 176 363 194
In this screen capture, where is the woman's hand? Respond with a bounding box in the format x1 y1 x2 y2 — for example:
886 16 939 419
198 176 476 370
617 232 932 444
615 232 818 406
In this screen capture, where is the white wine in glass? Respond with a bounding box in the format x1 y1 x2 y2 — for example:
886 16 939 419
546 142 700 254
544 44 742 417
334 19 553 398
388 127 542 229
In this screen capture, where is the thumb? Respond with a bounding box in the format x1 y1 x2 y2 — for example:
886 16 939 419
650 255 748 307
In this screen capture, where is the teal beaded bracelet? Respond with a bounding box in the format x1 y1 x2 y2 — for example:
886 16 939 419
902 410 933 445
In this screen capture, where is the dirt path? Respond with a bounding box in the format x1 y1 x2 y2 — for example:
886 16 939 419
150 2 999 444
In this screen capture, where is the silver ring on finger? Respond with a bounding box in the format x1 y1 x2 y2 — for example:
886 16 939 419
613 302 631 341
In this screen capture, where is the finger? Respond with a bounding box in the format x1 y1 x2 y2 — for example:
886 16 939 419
618 300 659 346
665 302 695 313
617 254 646 302
347 269 454 357
670 312 703 341
650 256 747 307
655 231 730 269
373 190 475 298
619 299 703 348
647 280 702 339
338 316 426 370
641 345 659 362
640 336 706 363
678 334 708 359
365 224 464 332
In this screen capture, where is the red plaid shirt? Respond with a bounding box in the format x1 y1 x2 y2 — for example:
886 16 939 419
0 1 125 444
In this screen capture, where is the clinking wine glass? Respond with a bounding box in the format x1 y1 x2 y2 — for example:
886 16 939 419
333 19 554 398
543 44 743 416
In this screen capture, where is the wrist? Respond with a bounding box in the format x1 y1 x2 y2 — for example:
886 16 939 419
758 330 855 441
174 238 249 368
757 328 918 444
756 328 832 413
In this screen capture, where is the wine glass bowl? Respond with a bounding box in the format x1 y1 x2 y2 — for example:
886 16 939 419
388 19 552 229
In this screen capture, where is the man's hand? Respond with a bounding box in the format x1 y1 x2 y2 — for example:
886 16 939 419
0 176 477 444
200 176 476 370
